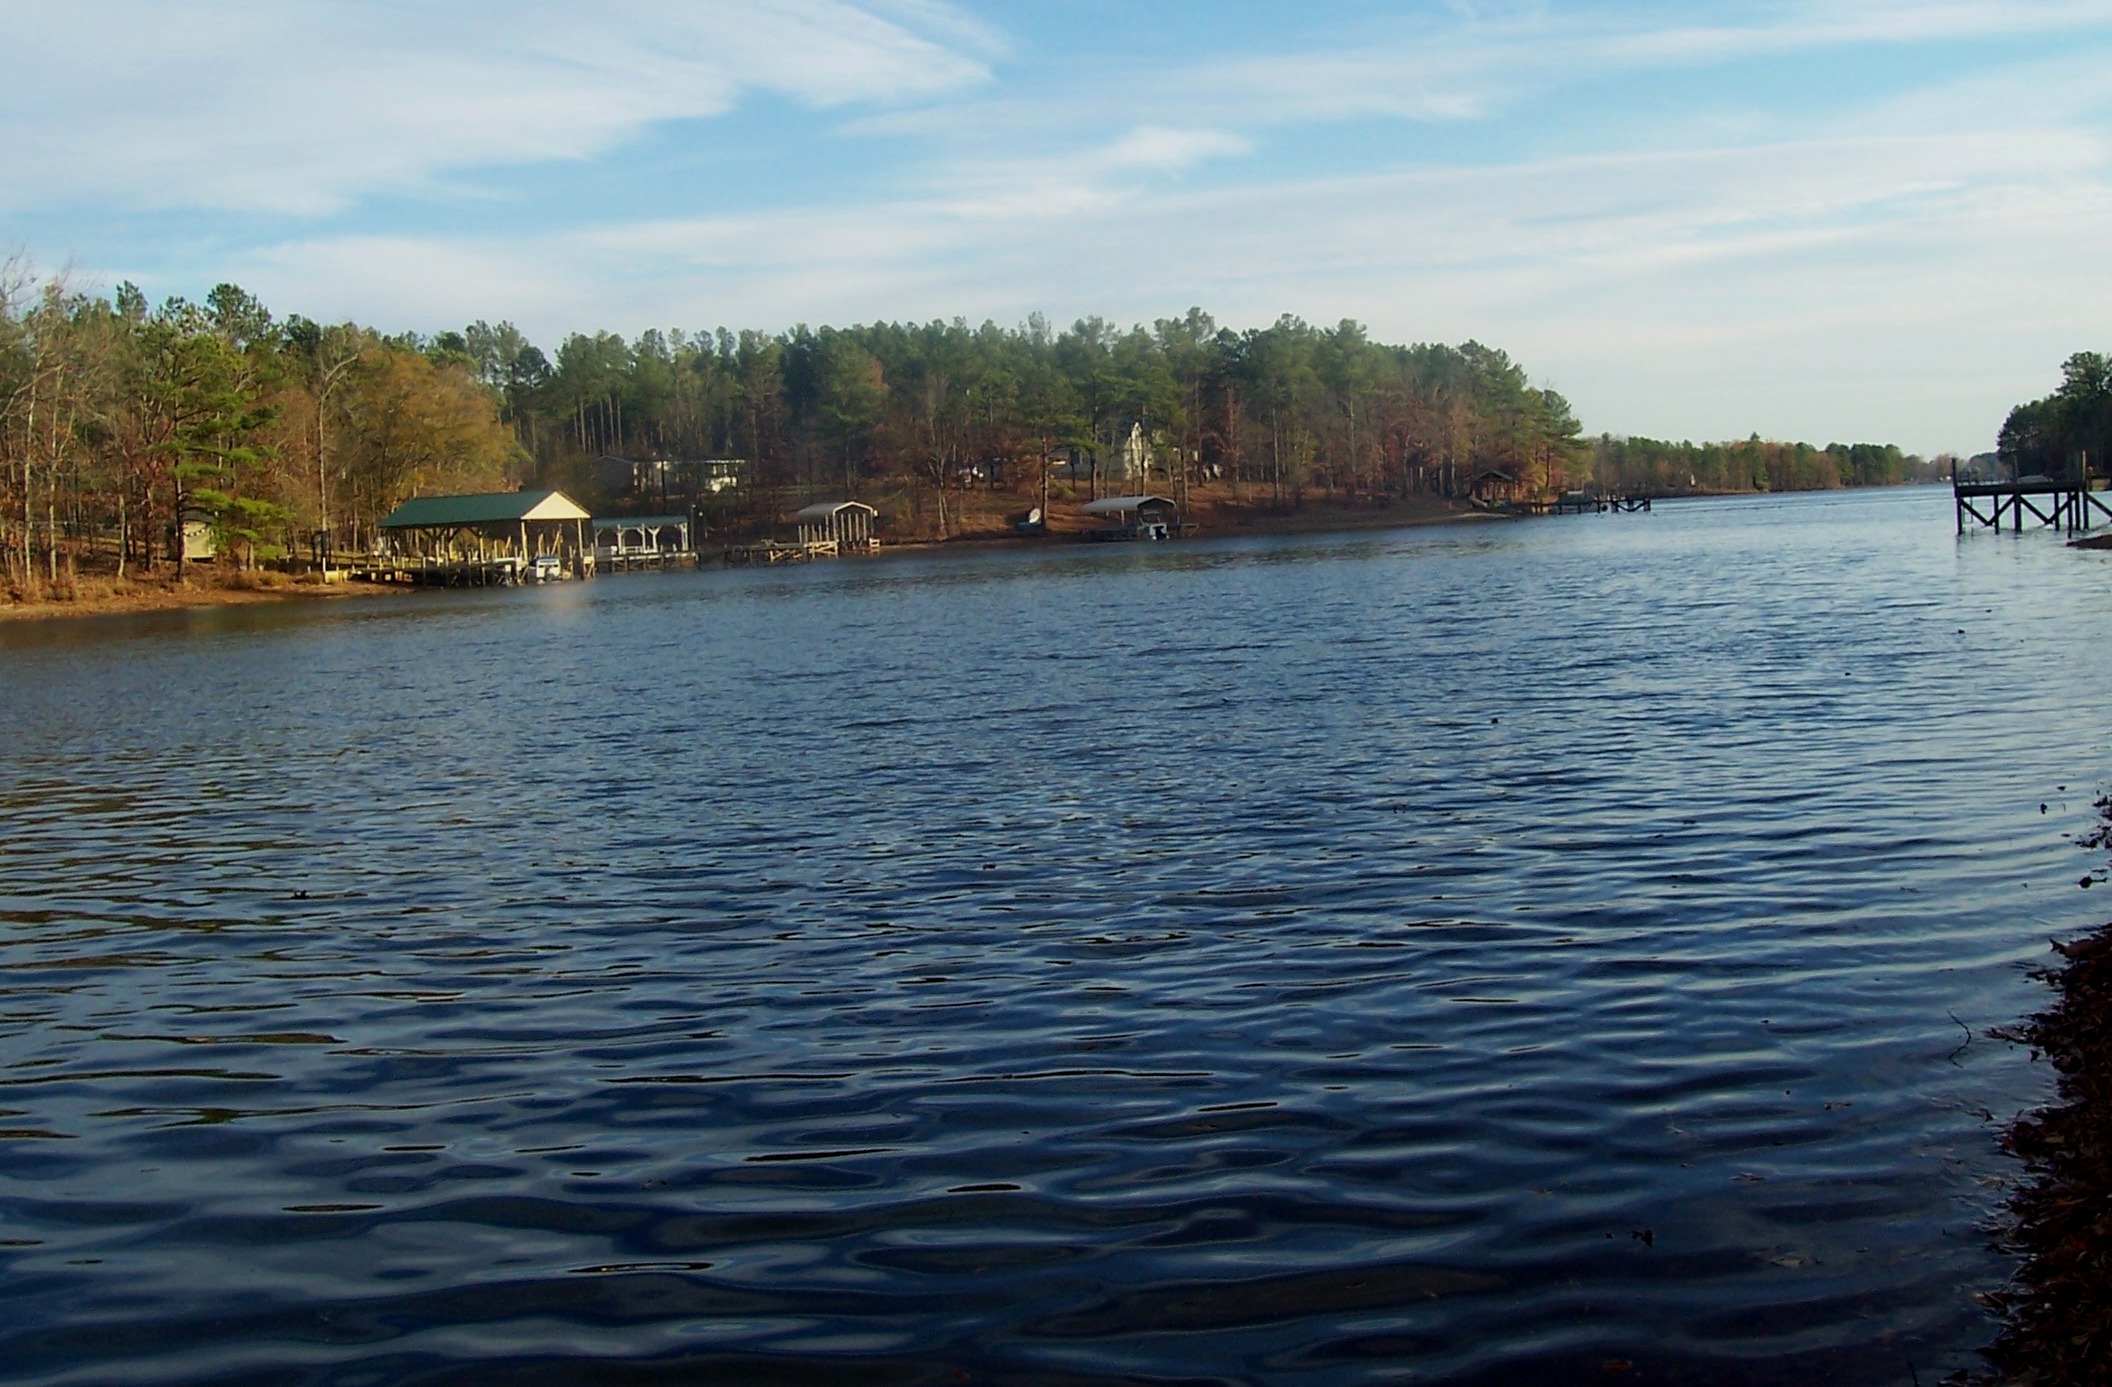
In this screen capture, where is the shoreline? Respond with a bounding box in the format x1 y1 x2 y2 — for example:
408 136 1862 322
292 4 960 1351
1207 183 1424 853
3 496 1489 625
1 487 1949 625
883 493 1491 552
0 574 409 625
1977 919 2112 1385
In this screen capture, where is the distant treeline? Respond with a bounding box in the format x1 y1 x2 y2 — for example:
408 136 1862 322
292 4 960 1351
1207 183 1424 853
1591 435 1946 495
1 278 1596 581
2000 353 2112 478
1 275 517 583
2 265 1935 592
422 310 1593 524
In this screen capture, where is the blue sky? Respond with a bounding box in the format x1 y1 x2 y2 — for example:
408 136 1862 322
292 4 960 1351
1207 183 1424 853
10 1 2112 454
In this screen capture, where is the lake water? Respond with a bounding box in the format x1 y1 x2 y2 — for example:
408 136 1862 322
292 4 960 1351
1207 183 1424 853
3 486 2108 1386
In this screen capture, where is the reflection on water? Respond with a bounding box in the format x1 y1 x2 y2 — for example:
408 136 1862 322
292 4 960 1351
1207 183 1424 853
2 487 2106 1384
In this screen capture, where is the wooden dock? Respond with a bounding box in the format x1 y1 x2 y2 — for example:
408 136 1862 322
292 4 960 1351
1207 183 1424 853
721 539 837 566
1955 471 2112 534
1501 492 1653 516
1547 492 1652 515
598 551 696 573
344 556 591 586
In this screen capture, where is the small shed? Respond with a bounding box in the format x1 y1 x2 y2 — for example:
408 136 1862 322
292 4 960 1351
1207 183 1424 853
378 489 593 572
173 507 217 563
1081 494 1181 541
794 500 879 552
592 514 693 563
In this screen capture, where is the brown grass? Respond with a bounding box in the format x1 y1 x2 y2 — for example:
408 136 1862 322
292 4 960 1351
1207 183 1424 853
1 566 396 622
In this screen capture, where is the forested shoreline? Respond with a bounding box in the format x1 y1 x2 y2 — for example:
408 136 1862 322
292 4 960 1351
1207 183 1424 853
3 266 1940 601
1998 352 2112 478
1591 435 1944 494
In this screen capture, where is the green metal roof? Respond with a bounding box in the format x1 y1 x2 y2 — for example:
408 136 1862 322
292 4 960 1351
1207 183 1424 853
379 490 590 529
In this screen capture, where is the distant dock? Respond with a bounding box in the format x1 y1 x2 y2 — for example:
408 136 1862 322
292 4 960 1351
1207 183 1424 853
721 539 838 566
344 555 583 586
1481 490 1654 516
1547 491 1653 515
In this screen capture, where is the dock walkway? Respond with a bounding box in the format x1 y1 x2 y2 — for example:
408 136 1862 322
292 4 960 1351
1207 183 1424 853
1955 472 2112 534
722 539 838 566
344 556 590 586
1488 493 1654 516
347 556 523 586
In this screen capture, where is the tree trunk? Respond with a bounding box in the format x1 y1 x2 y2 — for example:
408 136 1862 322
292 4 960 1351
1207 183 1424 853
46 402 62 584
316 397 331 545
21 372 38 584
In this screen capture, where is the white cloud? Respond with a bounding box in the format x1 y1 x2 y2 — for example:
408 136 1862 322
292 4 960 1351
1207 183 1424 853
922 125 1253 219
1099 126 1252 173
0 0 991 215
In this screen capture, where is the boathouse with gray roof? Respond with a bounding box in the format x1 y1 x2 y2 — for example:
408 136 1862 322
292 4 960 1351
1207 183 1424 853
1081 494 1182 541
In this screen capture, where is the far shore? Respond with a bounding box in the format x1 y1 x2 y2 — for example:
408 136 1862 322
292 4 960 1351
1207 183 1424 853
2 494 1489 625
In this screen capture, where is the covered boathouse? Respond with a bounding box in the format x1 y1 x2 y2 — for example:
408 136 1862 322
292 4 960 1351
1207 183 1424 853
1082 494 1183 541
592 514 695 570
368 489 594 584
723 500 880 566
794 500 880 553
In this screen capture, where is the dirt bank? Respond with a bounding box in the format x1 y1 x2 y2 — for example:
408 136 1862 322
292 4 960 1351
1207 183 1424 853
2 572 406 624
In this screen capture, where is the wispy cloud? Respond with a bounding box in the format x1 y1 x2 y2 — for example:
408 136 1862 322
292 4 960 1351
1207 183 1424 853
0 0 993 215
1169 0 2112 127
199 96 2112 452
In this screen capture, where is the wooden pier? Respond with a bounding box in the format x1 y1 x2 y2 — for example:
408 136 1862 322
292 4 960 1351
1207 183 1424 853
722 502 882 565
721 539 837 566
347 555 532 586
1955 469 2112 534
1546 492 1653 515
1509 492 1654 516
599 550 695 573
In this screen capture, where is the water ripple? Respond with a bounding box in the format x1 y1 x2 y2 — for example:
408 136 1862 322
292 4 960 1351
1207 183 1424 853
1 488 2103 1384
